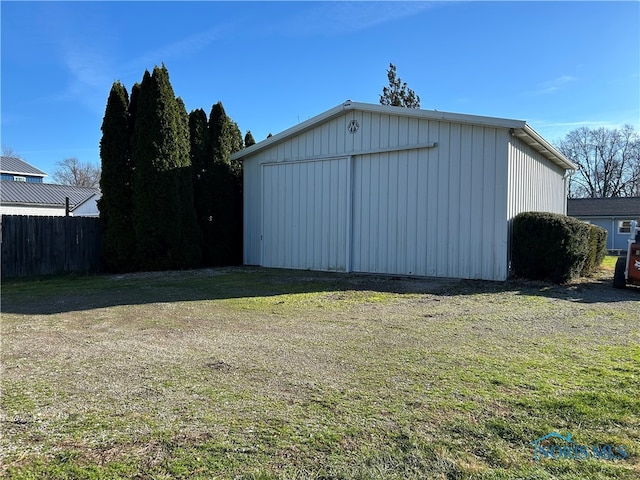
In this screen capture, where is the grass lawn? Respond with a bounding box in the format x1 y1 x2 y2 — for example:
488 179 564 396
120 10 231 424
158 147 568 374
601 255 621 270
1 266 638 479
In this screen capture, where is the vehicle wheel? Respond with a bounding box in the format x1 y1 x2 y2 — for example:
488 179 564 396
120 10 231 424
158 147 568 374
613 257 627 289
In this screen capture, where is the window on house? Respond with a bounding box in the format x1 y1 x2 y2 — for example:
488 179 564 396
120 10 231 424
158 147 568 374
13 176 26 182
618 220 632 234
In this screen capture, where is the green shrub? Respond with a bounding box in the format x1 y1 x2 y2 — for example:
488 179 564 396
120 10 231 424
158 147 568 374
512 212 591 283
582 224 608 276
594 225 608 266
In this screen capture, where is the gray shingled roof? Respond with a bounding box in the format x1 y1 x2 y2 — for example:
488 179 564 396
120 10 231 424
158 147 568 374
567 197 640 217
0 181 99 208
0 156 47 177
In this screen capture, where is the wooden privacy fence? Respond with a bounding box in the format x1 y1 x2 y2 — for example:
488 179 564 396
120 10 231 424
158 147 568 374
1 215 102 278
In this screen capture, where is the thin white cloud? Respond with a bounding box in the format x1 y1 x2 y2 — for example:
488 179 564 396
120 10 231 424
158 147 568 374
64 44 113 88
56 21 230 114
531 117 639 143
50 41 116 115
53 2 431 116
122 24 229 74
536 119 620 129
531 75 577 95
278 2 435 37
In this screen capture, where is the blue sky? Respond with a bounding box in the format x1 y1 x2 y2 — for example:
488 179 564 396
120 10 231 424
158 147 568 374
2 1 638 180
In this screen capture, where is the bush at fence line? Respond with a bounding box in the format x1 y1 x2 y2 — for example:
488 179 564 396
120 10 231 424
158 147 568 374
512 211 592 283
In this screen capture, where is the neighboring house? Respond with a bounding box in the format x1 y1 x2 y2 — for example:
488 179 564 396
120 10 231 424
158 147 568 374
0 156 47 183
567 197 640 252
0 181 101 217
0 156 101 217
231 101 576 281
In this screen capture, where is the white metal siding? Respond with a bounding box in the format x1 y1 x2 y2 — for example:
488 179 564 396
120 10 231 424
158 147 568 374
243 156 261 264
507 137 567 219
506 137 568 270
351 122 509 280
243 110 569 281
261 158 349 271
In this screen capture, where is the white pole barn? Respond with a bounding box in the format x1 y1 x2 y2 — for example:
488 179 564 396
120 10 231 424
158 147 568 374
230 101 576 281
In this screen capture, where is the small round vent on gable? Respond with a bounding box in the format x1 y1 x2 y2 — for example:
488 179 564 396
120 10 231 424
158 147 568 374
347 119 360 134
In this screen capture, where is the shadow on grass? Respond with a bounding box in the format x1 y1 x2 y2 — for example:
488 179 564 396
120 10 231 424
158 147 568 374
437 273 640 304
1 266 637 315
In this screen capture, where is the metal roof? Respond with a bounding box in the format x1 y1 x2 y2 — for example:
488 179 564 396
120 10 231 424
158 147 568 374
567 197 640 217
0 156 47 177
0 181 99 209
230 101 577 171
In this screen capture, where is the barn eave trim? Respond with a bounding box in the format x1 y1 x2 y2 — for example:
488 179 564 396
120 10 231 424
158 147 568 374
231 101 575 172
512 126 577 171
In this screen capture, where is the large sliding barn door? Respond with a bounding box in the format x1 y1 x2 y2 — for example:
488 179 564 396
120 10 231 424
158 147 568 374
261 158 349 271
351 150 447 277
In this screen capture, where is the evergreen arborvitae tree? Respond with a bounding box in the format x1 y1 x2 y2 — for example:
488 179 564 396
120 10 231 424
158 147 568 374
244 131 256 148
131 65 201 270
128 82 141 141
204 102 244 266
208 102 229 163
189 108 214 263
226 120 244 265
98 81 136 272
190 109 210 180
226 120 244 177
175 97 203 267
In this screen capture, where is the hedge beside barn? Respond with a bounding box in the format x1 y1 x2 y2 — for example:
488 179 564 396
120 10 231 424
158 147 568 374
512 212 607 283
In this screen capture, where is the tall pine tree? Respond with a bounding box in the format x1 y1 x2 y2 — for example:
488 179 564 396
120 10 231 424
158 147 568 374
380 63 420 108
98 81 135 272
128 82 141 141
204 102 244 265
189 108 214 264
131 65 201 270
244 131 256 148
175 97 203 267
209 102 244 165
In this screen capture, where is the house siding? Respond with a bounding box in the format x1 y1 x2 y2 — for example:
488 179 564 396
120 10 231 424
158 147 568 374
72 193 101 217
608 217 636 251
567 198 640 251
573 216 636 251
589 217 621 250
0 205 66 216
1 174 43 183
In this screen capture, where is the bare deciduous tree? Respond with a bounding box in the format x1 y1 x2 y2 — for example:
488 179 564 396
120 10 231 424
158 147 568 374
53 157 101 188
2 146 21 158
556 125 640 198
